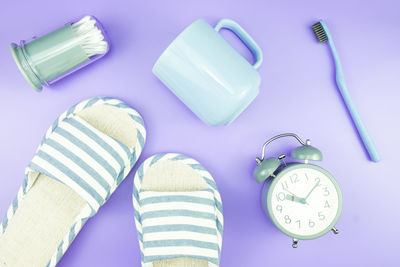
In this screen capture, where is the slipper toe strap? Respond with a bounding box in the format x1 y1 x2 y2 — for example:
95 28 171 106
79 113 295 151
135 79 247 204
139 189 220 265
26 116 132 212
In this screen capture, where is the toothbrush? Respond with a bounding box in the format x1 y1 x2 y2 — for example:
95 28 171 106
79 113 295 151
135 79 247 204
312 20 380 162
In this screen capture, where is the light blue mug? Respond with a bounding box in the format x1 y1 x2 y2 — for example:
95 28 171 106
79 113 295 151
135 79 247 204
153 18 263 126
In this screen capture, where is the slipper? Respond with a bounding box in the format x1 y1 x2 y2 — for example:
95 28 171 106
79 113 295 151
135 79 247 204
0 97 146 267
133 153 223 267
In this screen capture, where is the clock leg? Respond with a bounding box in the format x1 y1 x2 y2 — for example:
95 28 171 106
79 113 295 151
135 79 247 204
331 227 339 234
292 238 299 248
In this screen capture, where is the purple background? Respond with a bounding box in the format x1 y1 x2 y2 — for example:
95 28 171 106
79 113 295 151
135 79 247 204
0 0 399 266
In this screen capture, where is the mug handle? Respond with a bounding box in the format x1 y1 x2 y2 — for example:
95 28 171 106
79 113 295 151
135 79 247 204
215 19 263 69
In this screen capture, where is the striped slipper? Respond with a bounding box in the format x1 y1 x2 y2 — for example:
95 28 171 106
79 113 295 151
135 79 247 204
133 153 223 267
0 97 146 267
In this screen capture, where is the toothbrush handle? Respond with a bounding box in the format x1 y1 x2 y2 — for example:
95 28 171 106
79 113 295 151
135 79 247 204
336 75 381 162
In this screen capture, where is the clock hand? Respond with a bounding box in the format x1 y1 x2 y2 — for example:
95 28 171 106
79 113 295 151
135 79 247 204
304 180 320 201
283 188 307 204
285 194 307 204
283 188 298 197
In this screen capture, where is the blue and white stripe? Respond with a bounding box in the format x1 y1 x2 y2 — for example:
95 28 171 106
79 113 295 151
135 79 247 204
0 97 146 267
140 190 219 264
28 115 132 211
133 153 223 267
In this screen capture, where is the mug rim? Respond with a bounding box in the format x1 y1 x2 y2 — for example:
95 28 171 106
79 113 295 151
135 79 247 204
152 19 208 73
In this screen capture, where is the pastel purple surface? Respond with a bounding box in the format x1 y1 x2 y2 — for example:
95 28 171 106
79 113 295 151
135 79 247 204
0 1 399 266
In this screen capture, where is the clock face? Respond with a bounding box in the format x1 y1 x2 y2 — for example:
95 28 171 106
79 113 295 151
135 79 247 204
267 164 342 240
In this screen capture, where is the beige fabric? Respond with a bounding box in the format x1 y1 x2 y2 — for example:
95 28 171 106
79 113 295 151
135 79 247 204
141 159 209 267
0 175 85 267
0 104 138 267
153 257 208 267
78 104 137 148
141 161 208 191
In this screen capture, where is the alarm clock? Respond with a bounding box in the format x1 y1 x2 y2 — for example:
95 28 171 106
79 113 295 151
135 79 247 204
254 133 342 248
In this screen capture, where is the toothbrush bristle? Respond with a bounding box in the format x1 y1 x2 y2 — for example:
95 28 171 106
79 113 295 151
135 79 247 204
312 22 328 43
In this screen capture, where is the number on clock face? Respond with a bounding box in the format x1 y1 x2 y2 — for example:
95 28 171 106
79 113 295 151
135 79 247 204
269 166 340 238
